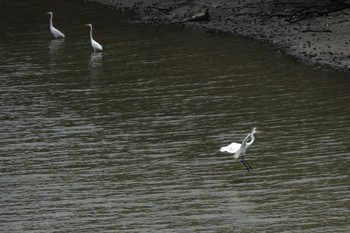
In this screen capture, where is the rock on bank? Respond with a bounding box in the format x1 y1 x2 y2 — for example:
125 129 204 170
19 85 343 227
87 0 350 71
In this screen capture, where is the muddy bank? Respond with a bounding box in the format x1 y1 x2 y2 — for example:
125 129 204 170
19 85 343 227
87 0 350 71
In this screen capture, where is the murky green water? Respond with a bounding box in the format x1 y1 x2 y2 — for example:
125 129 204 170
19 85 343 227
1 1 349 232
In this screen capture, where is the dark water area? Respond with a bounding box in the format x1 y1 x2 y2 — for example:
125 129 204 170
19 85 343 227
0 1 349 232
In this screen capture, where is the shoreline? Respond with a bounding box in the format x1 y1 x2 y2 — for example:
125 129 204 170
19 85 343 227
87 0 350 72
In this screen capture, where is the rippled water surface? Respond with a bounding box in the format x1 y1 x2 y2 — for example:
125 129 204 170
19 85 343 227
1 1 349 232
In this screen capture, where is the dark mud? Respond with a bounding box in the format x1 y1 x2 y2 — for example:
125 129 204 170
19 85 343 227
87 0 350 71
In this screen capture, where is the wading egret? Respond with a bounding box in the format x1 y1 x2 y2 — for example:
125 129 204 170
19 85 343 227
86 24 103 52
220 127 259 172
46 12 65 38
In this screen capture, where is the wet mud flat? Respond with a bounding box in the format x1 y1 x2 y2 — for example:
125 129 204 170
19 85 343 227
87 0 350 71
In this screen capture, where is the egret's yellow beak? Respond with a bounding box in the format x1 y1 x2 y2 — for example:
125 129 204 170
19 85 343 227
253 127 262 134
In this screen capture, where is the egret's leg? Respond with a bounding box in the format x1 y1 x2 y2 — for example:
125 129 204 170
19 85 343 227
241 159 251 171
243 159 253 171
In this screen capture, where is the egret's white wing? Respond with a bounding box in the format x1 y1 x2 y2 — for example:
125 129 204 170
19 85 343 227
51 26 65 38
92 39 103 51
220 142 241 154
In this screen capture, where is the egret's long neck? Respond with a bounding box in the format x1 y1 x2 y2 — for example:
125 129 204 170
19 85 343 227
247 133 255 147
241 134 250 147
49 14 53 28
89 26 93 41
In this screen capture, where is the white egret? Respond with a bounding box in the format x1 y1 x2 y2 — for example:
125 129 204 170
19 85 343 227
86 24 103 52
46 12 65 38
220 127 259 171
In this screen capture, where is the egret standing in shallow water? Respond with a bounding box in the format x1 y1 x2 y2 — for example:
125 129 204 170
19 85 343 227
46 12 65 38
220 127 259 172
86 24 103 52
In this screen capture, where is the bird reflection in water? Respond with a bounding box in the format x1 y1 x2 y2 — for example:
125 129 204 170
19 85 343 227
89 52 103 76
48 39 64 68
48 39 64 55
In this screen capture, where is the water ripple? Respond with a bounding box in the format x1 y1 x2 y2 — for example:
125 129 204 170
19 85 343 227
1 0 349 232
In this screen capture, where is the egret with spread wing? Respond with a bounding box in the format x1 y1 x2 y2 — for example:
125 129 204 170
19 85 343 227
46 12 65 39
220 127 259 171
